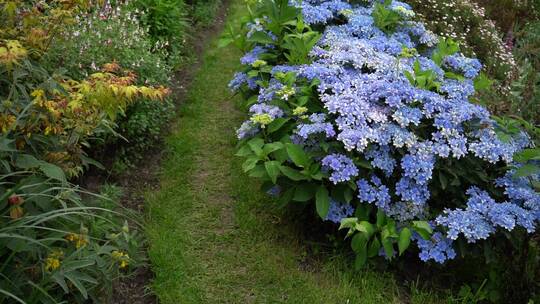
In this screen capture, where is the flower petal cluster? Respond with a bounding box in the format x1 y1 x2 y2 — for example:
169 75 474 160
240 46 268 65
325 200 355 223
443 53 482 78
436 186 539 242
414 232 456 263
357 176 391 212
364 145 395 176
322 153 359 184
297 113 336 139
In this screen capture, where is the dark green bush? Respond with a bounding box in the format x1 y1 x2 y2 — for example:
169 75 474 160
115 98 175 165
131 0 189 65
192 0 222 26
0 2 162 302
473 0 540 31
0 169 143 303
509 20 540 125
46 2 176 167
45 3 171 85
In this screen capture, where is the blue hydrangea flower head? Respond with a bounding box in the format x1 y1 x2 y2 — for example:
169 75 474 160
322 153 359 184
325 200 355 223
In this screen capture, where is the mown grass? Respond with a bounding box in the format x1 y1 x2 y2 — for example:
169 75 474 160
146 1 447 302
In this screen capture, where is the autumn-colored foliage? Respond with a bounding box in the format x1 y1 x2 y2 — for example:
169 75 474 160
1 0 170 177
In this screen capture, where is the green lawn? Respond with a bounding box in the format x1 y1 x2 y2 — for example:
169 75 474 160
145 1 445 302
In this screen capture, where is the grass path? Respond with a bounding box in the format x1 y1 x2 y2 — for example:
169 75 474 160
146 1 442 303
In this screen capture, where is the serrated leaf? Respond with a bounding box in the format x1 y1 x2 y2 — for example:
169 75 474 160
267 118 289 133
39 162 66 182
381 236 394 260
15 154 41 169
247 31 275 44
339 217 358 230
264 161 281 184
280 165 307 181
514 164 540 178
285 143 310 168
351 233 368 253
242 157 259 172
398 227 412 255
315 185 330 218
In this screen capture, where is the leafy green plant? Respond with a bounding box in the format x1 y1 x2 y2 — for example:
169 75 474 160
404 60 442 92
192 0 222 26
258 0 300 37
282 18 321 64
0 2 156 302
339 209 432 269
44 2 175 167
372 0 403 34
431 38 460 66
0 171 143 303
45 2 171 84
130 0 188 66
494 116 540 185
114 97 175 166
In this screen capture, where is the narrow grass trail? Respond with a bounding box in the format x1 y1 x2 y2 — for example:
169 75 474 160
146 2 442 303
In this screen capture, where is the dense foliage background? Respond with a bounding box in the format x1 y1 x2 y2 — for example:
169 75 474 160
0 0 219 302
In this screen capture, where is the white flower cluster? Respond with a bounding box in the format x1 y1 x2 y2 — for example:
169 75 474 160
408 0 516 85
50 0 171 84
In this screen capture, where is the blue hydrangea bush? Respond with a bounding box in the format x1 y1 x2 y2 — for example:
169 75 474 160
228 0 540 266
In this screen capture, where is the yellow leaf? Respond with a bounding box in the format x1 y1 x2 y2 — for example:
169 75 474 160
123 85 139 99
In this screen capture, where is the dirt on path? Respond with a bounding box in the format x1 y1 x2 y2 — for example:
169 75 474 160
136 1 446 302
108 3 232 304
